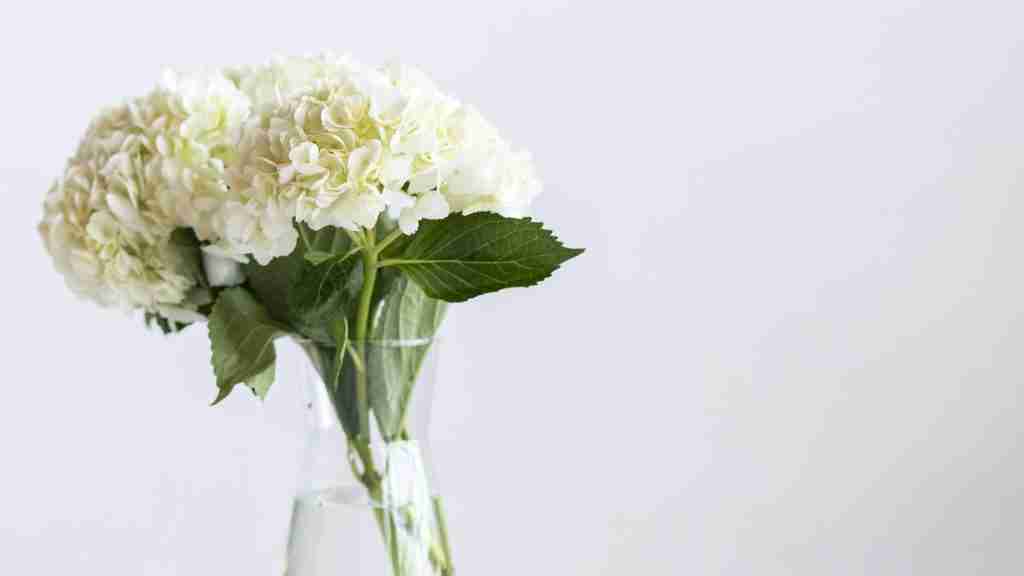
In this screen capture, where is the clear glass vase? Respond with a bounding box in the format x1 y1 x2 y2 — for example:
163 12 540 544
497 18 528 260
283 338 454 576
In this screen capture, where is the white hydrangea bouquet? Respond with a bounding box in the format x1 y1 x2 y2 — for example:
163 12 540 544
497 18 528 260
39 53 581 575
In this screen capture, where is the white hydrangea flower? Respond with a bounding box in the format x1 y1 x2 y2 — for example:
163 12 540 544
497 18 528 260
442 107 542 216
231 53 542 236
41 53 544 316
40 111 185 310
213 120 299 264
39 70 251 311
147 70 251 241
231 53 360 117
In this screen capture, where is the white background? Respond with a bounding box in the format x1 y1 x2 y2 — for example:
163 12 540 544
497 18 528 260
1 1 1022 574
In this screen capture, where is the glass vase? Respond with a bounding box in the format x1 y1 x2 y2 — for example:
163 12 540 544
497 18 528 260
283 338 454 576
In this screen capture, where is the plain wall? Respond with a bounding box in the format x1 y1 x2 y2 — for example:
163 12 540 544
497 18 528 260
1 1 1021 574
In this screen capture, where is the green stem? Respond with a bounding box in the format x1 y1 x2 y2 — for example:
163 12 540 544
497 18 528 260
432 495 455 575
345 231 394 564
387 513 403 572
355 229 378 440
297 224 313 250
399 428 455 575
356 231 378 342
374 228 404 257
346 439 389 554
348 228 456 575
346 229 366 250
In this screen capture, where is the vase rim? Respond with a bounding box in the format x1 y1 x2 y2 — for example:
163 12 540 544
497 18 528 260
290 335 439 347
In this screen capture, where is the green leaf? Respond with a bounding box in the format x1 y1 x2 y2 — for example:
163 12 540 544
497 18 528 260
244 246 305 325
247 362 276 400
144 311 191 335
208 287 287 405
304 250 335 265
169 228 207 288
147 227 213 325
287 254 360 345
307 343 361 437
380 213 584 302
367 276 447 439
245 224 355 324
331 316 349 392
370 275 447 344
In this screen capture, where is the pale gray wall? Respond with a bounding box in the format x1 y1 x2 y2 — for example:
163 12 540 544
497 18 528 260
2 1 1022 574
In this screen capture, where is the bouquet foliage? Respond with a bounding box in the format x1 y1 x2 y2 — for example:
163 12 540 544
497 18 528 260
39 53 581 575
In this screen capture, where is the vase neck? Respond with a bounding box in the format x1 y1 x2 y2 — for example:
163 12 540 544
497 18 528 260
297 338 441 443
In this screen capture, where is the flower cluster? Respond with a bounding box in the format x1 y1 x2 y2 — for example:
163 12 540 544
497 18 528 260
38 71 249 317
39 53 542 315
